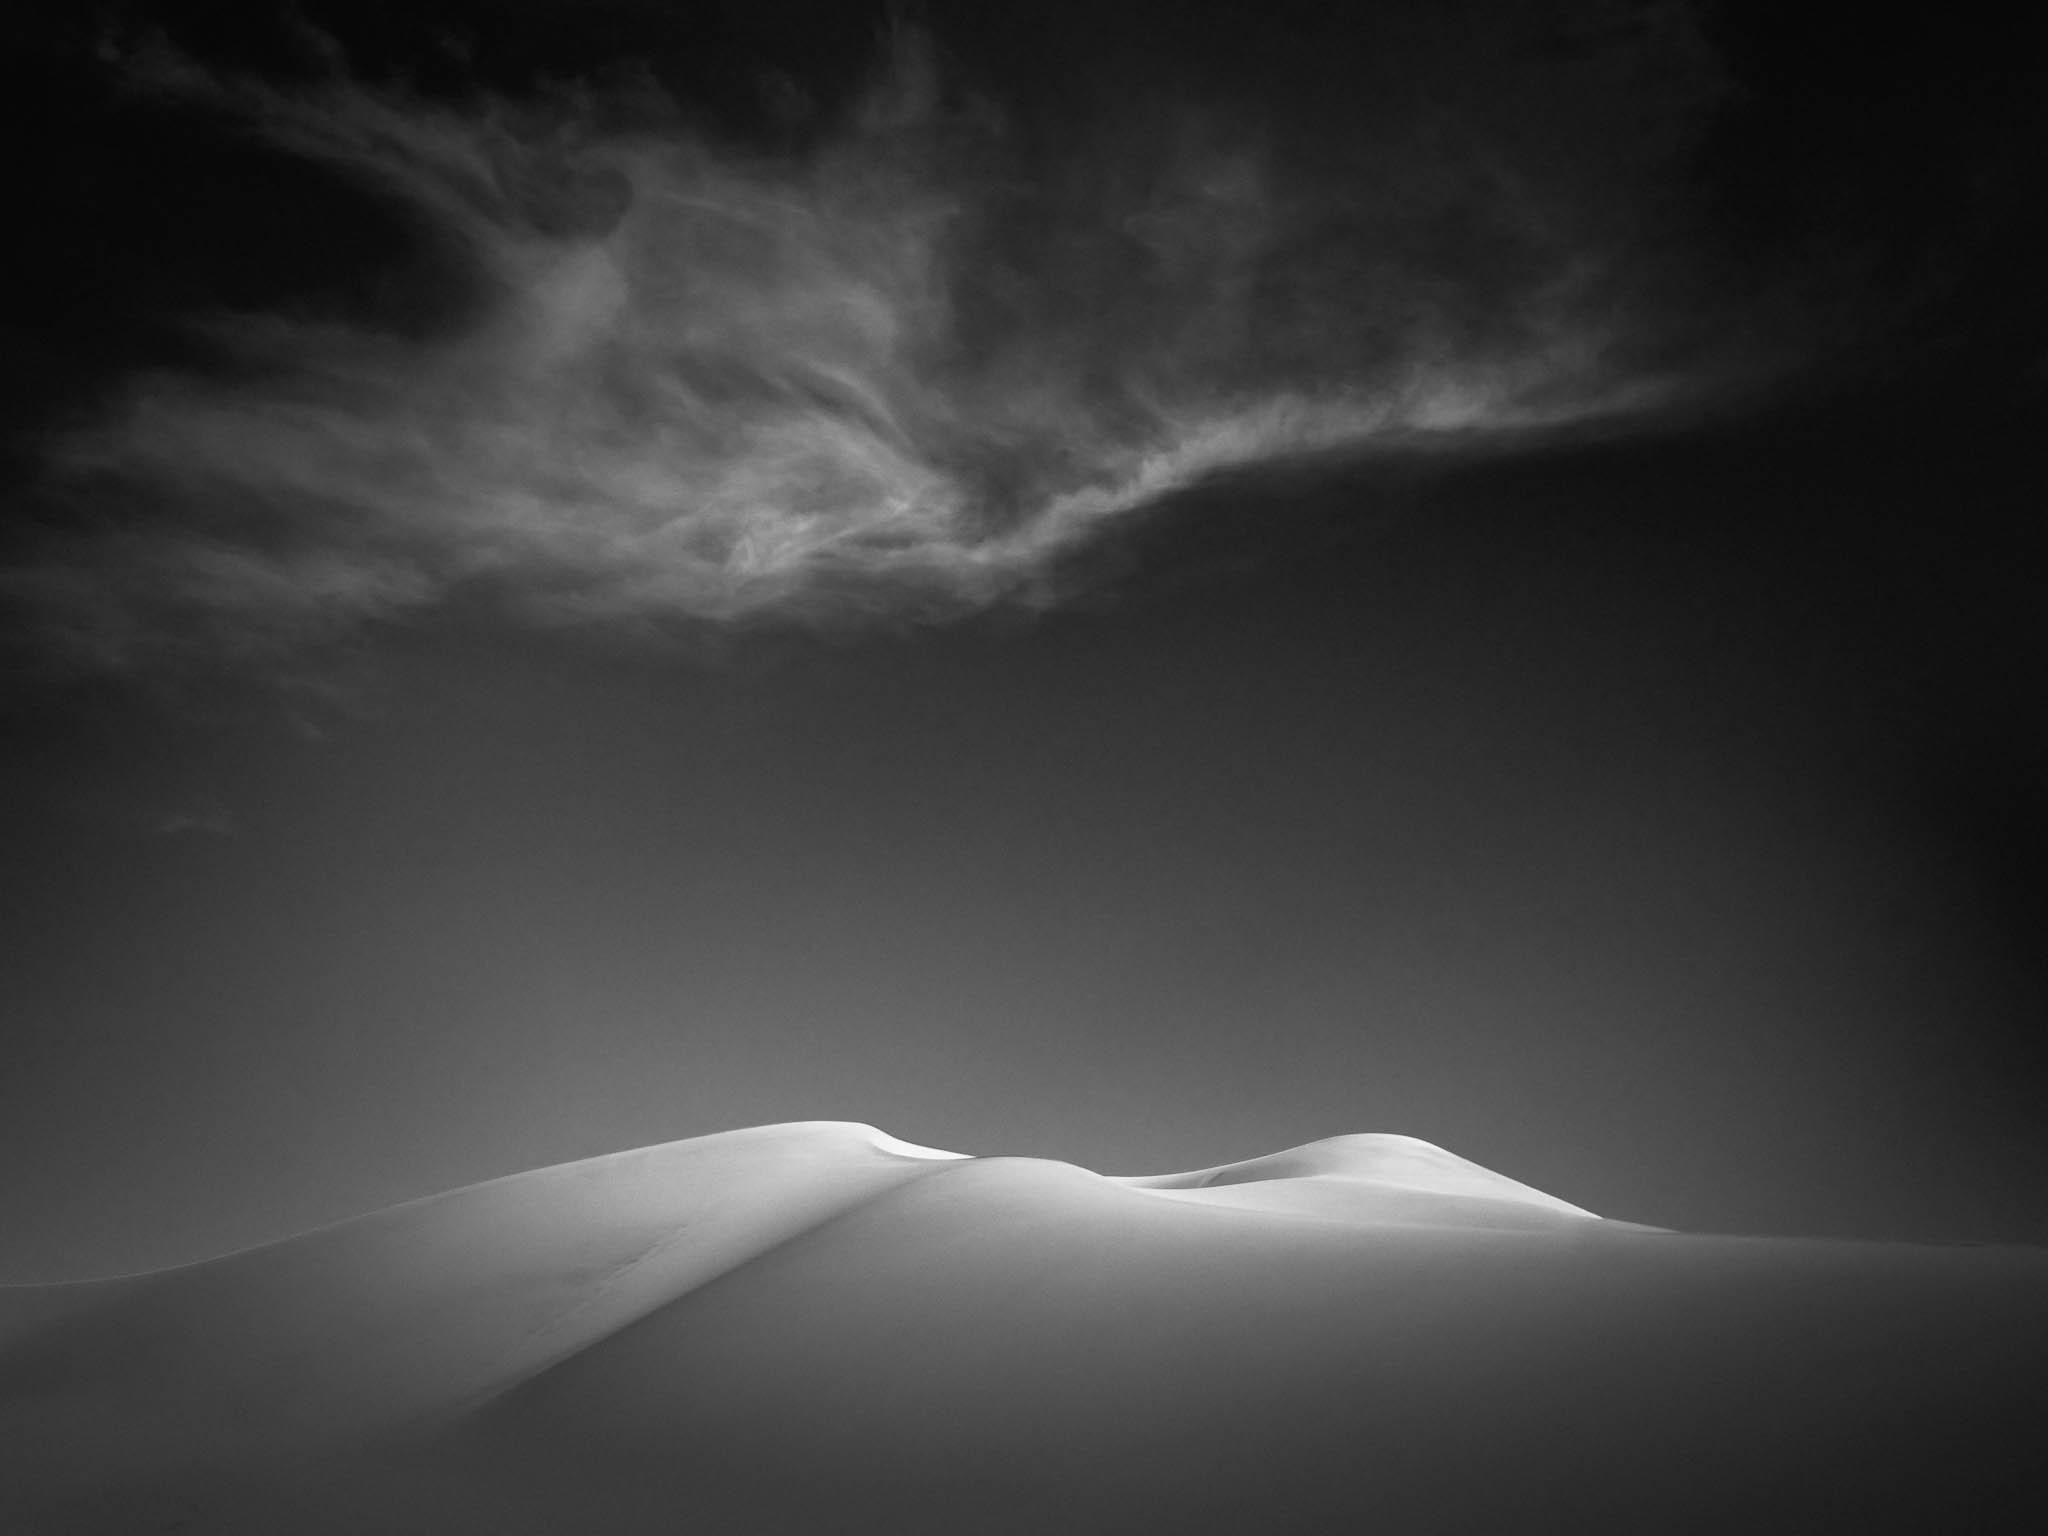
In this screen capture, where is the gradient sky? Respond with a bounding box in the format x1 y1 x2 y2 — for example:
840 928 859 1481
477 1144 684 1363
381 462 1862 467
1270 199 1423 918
3 0 2046 1281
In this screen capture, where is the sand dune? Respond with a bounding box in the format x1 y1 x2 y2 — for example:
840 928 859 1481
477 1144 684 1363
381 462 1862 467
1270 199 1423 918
4 1121 2044 1533
1116 1131 1603 1227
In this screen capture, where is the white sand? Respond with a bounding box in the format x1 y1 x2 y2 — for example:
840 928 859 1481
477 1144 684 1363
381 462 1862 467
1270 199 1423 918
4 1121 2043 1533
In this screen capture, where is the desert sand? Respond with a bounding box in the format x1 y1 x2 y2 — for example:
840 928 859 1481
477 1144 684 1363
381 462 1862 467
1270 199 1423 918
4 1121 2043 1533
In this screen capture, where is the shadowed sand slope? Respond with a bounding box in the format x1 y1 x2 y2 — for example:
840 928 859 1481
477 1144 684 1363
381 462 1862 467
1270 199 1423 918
4 1122 2045 1534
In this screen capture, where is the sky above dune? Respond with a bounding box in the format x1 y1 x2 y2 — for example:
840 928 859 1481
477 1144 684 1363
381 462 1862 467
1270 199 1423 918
7 0 1743 666
1 0 2045 1280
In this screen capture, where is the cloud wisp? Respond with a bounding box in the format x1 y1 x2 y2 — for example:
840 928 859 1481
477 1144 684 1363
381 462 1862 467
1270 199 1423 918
7 11 1739 670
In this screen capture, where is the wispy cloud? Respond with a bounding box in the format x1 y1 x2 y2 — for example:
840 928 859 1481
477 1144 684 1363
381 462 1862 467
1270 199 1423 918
7 9 1745 670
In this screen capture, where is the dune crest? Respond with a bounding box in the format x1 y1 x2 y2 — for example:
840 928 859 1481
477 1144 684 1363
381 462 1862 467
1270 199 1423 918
1116 1131 1600 1227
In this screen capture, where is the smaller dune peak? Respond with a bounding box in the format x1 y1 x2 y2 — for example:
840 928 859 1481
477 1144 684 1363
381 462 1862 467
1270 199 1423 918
1113 1132 1597 1220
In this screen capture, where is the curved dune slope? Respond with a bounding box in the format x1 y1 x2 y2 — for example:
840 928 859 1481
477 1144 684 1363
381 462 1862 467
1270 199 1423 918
1116 1131 1600 1226
4 1124 964 1436
4 1122 2045 1535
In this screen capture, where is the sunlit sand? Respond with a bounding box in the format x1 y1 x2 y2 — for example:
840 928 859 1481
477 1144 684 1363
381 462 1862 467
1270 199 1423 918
5 1121 2043 1532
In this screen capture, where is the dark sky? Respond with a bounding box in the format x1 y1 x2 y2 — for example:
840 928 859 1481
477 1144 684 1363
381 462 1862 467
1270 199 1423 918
3 0 2045 1281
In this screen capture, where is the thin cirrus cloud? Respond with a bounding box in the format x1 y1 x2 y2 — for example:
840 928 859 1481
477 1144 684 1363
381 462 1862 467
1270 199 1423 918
9 12 1744 670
